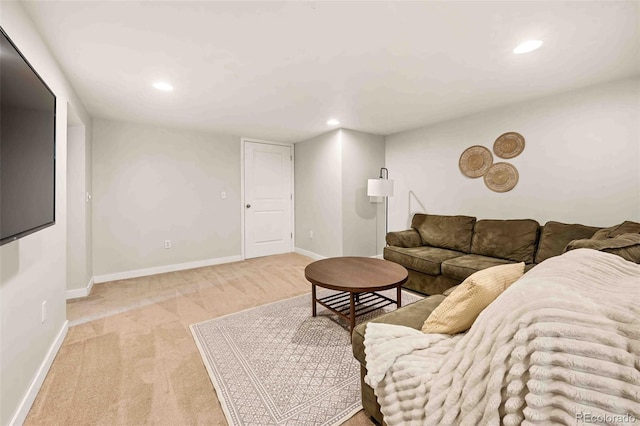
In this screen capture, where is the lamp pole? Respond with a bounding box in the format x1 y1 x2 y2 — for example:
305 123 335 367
367 167 393 252
379 167 389 237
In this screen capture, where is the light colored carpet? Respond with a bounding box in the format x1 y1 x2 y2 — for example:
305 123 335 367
23 253 394 425
191 289 420 426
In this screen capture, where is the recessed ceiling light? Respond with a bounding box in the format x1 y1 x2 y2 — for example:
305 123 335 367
513 40 543 54
153 81 174 91
327 119 340 126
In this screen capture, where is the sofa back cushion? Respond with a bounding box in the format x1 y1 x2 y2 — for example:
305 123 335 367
471 219 540 263
565 233 640 264
411 214 476 253
591 220 640 240
535 221 600 263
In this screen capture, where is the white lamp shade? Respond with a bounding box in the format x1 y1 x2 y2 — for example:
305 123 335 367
367 178 394 197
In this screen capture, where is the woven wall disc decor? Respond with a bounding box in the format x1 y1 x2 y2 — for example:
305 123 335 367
493 132 525 159
459 145 493 178
484 162 519 192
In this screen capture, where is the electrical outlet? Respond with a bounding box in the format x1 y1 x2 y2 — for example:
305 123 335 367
309 230 313 239
221 191 227 199
164 240 171 249
41 300 47 323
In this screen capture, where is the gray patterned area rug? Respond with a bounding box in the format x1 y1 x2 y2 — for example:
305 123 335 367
190 289 420 426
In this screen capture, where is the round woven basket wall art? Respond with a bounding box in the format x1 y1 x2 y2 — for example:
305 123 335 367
484 162 519 192
493 132 525 159
459 145 493 178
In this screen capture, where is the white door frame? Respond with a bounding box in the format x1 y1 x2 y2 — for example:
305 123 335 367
240 137 295 260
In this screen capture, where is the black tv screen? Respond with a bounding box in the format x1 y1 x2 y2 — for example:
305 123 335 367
1 26 56 246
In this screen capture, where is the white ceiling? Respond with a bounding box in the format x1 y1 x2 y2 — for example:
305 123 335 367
23 1 640 142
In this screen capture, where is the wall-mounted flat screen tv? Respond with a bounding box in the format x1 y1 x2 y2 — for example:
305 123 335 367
1 26 56 246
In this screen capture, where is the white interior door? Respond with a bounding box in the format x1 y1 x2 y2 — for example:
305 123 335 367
244 141 293 259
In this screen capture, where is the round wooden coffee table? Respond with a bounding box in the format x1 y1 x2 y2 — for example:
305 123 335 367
304 257 408 334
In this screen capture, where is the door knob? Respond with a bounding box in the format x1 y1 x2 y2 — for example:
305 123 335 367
246 204 251 209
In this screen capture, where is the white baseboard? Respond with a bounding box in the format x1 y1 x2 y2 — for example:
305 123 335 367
66 277 94 300
294 247 326 260
93 255 243 284
293 248 383 260
10 320 69 426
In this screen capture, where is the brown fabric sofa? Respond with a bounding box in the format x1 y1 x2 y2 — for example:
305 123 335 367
354 214 611 423
384 214 600 295
352 296 445 425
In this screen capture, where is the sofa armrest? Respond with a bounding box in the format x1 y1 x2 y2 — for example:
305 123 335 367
352 295 446 365
386 229 422 248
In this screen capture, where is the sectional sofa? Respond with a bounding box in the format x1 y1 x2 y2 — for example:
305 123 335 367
383 213 602 295
353 214 640 424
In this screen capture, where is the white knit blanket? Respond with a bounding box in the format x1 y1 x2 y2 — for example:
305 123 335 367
364 249 640 425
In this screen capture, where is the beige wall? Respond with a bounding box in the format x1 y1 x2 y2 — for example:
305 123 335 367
386 77 640 230
294 129 385 257
0 1 93 424
92 119 241 277
294 130 343 257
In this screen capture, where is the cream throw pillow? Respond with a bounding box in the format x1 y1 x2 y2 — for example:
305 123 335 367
422 262 525 334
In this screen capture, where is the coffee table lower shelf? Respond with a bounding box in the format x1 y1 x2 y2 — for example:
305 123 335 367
312 287 400 334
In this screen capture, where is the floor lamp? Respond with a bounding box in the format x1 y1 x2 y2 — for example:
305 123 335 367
367 167 394 239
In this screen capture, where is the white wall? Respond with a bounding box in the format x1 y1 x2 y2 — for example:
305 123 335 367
0 2 92 424
66 124 87 293
84 119 93 289
386 77 640 230
341 129 385 256
92 119 241 278
294 129 385 257
294 130 343 257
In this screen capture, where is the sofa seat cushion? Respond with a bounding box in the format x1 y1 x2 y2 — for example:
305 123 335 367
411 214 476 252
471 219 540 263
384 246 464 275
441 254 515 282
535 221 600 264
352 294 446 365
